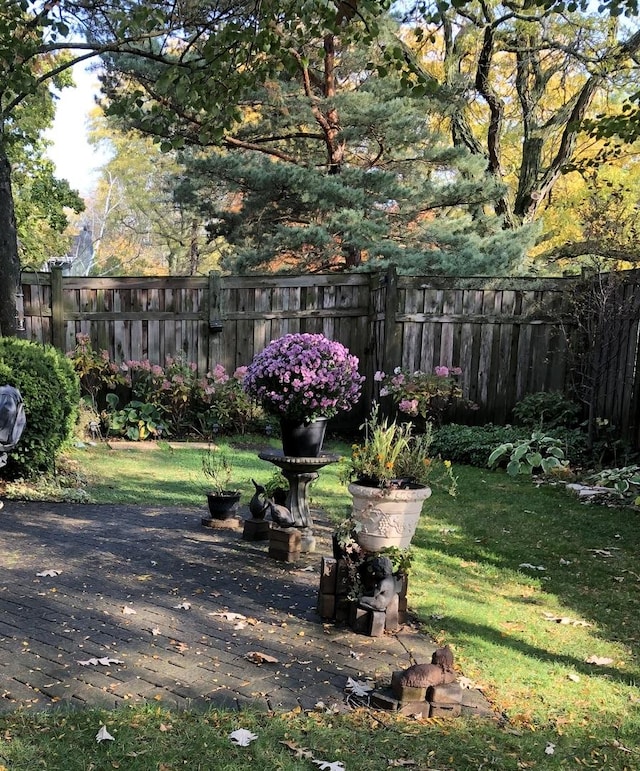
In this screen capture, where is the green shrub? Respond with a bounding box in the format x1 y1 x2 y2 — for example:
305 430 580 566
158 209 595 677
512 390 582 430
432 424 523 467
433 423 590 468
0 338 80 477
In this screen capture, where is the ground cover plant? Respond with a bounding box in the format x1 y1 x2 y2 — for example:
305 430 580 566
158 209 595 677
1 443 639 769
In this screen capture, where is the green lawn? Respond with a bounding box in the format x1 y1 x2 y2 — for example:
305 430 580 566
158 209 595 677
1 438 639 770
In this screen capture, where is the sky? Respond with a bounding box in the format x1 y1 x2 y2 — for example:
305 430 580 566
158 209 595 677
44 63 107 196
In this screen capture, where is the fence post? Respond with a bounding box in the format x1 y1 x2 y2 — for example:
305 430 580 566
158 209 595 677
51 266 65 351
208 270 223 332
207 270 226 371
382 264 401 375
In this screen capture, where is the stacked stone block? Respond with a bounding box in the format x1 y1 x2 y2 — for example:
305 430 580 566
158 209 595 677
316 556 408 636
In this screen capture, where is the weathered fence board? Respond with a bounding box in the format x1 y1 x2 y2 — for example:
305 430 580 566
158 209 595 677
18 267 640 444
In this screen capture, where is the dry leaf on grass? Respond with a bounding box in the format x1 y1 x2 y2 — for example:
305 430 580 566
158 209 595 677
542 612 591 627
229 728 258 746
585 655 614 666
313 761 346 771
519 563 546 571
95 725 115 742
545 743 555 755
281 740 315 760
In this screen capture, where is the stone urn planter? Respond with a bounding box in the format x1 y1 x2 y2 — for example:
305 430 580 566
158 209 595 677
348 481 432 552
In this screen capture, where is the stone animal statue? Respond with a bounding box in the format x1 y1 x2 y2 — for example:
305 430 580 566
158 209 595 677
265 499 296 528
398 646 456 688
249 479 269 520
359 555 402 612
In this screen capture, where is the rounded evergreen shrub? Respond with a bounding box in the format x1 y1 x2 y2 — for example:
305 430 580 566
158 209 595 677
0 338 80 477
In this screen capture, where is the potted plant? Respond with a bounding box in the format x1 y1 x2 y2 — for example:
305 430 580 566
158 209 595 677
243 333 365 456
201 447 241 520
339 405 457 551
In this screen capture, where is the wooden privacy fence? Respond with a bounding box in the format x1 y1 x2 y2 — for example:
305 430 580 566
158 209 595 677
20 267 640 443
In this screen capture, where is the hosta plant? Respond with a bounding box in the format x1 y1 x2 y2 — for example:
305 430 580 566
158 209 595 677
488 431 568 476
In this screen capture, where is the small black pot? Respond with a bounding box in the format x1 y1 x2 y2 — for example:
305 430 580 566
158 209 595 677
206 491 241 520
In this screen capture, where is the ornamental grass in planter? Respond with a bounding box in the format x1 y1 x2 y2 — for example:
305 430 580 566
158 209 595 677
339 406 457 551
201 447 241 519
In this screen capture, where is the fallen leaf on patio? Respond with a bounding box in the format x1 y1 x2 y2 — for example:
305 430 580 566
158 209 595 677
519 563 546 571
245 651 279 664
281 740 315 760
229 728 258 746
95 725 115 742
349 650 362 660
36 569 61 577
542 613 591 627
174 602 191 610
151 628 161 636
545 742 555 755
299 565 315 572
234 622 247 630
210 611 246 621
345 677 373 697
172 641 188 653
585 655 614 666
122 606 137 615
313 760 346 771
77 657 124 666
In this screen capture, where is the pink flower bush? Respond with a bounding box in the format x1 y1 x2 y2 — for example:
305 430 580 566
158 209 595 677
376 365 465 426
244 333 365 422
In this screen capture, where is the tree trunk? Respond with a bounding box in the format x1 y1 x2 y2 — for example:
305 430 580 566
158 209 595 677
0 140 20 337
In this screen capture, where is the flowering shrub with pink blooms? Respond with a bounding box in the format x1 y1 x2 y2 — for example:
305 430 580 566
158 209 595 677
375 365 465 426
244 333 365 422
68 335 264 438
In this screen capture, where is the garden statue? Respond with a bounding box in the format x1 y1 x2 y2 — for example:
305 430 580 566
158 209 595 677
265 499 296 528
249 479 269 520
397 646 457 688
358 556 402 612
0 385 26 469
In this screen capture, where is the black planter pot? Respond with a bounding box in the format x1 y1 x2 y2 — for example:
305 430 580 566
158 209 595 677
279 417 328 457
206 491 241 520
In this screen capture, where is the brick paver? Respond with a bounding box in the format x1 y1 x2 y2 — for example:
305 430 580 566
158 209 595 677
0 500 448 714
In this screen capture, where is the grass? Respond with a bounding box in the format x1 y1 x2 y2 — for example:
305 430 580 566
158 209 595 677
1 437 639 769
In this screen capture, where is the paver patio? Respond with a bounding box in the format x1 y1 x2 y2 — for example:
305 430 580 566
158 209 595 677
0 500 457 714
